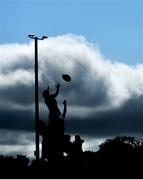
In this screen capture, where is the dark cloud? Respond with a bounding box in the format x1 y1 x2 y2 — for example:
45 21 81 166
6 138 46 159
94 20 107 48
0 130 34 145
66 96 143 138
0 84 34 105
0 108 34 131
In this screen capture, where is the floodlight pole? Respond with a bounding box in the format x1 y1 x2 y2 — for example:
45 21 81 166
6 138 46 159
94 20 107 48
34 37 39 161
28 34 48 161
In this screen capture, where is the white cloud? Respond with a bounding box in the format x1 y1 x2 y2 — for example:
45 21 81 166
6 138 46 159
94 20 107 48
0 34 143 110
82 137 106 152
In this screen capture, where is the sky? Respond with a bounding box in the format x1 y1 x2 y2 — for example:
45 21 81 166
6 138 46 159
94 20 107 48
0 0 143 158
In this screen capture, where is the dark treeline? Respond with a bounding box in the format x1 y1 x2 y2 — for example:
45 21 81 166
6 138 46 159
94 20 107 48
0 136 143 179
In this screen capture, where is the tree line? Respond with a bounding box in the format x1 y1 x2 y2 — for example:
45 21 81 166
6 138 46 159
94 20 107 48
0 136 143 178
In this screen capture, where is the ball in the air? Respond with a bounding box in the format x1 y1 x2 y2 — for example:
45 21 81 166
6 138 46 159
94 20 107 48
62 74 71 82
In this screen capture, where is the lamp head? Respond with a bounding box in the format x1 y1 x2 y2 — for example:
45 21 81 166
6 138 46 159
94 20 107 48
28 34 35 38
42 36 48 40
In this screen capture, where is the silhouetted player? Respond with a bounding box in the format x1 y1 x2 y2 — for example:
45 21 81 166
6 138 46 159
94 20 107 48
72 135 84 166
41 83 67 161
42 83 61 121
73 135 84 154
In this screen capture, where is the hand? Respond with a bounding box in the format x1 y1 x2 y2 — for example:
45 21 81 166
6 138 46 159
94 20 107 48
63 100 66 105
46 85 49 91
56 83 60 88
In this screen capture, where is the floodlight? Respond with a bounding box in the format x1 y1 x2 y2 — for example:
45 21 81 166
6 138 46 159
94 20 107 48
42 36 48 40
28 34 35 38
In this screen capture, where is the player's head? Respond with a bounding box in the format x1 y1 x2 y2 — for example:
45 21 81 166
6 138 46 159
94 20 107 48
42 89 50 98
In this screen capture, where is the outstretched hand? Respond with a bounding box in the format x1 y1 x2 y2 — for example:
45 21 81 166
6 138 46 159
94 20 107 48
56 83 60 88
63 100 67 105
47 85 49 89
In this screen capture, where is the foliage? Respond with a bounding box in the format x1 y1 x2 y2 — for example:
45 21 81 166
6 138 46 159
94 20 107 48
0 136 143 178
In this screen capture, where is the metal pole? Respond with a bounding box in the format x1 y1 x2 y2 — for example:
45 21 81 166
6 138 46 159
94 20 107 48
35 37 40 161
28 34 48 161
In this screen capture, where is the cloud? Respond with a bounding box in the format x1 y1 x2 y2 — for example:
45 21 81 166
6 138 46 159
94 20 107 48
0 130 34 145
0 130 35 157
0 34 143 154
66 96 143 137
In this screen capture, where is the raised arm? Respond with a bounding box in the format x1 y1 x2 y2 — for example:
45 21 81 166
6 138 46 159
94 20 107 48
52 83 60 97
62 100 67 119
